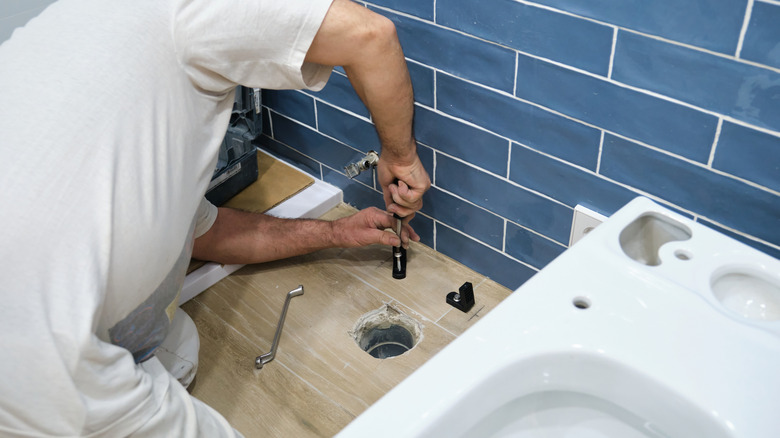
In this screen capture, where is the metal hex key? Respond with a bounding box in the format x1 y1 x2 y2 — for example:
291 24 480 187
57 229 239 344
255 285 304 369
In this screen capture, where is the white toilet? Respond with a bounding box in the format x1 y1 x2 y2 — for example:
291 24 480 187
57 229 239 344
337 197 780 438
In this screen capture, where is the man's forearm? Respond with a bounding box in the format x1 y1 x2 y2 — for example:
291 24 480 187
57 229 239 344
192 206 408 265
192 208 336 265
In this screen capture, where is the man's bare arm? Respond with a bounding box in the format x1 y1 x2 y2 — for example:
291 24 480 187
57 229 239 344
305 0 430 218
192 207 419 265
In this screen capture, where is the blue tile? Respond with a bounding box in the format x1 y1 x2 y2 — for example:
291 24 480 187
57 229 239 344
421 187 504 249
308 72 370 118
435 223 536 289
613 31 780 133
436 0 612 76
262 90 316 127
713 122 780 193
408 61 435 108
529 0 746 54
436 154 572 244
698 218 780 261
257 135 321 178
509 143 638 214
742 1 780 70
600 134 780 247
411 213 434 248
271 113 367 178
418 144 434 180
372 8 516 93
323 167 385 211
516 53 717 163
437 73 601 169
369 0 434 21
414 106 509 176
316 102 380 154
505 222 566 269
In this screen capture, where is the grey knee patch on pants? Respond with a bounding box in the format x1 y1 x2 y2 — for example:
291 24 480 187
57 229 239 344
155 308 199 388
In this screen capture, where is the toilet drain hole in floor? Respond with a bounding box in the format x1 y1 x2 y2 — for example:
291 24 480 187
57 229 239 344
350 304 423 359
363 325 414 359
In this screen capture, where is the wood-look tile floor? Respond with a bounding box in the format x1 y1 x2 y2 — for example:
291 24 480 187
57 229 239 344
181 204 512 437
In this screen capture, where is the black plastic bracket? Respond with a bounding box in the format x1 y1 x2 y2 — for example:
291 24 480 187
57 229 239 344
446 282 475 313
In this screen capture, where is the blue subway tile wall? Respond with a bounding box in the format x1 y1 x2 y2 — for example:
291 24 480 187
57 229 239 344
740 1 780 70
437 0 613 76
713 122 780 193
414 105 510 176
378 7 517 93
613 31 780 133
516 52 718 163
528 0 747 55
438 72 602 170
259 0 780 290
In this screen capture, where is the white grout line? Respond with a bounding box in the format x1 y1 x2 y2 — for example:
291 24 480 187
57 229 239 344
432 220 438 251
299 90 373 124
437 221 540 272
369 0 780 75
428 68 780 177
505 141 512 179
267 110 780 254
313 98 319 131
428 178 567 248
432 146 572 209
502 219 507 253
268 108 365 155
616 27 780 75
707 118 724 168
432 70 438 110
608 27 618 79
735 0 755 58
432 149 437 186
596 130 605 174
513 52 519 96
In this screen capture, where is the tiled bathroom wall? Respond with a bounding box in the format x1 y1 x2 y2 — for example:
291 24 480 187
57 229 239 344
3 2 778 290
5 1 777 291
260 0 780 289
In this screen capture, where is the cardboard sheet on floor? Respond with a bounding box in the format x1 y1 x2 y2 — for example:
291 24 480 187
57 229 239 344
221 151 314 213
188 151 314 273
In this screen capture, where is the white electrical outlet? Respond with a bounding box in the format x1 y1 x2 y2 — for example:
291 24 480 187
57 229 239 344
569 205 608 246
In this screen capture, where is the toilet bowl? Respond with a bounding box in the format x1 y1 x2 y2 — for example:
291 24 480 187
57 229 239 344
336 197 780 438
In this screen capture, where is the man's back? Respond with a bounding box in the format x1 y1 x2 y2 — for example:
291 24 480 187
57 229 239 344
0 0 332 435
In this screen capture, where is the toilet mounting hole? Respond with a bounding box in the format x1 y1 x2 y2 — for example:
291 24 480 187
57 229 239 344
674 250 692 261
573 297 591 309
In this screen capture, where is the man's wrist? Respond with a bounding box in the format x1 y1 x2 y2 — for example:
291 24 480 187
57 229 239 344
380 136 417 164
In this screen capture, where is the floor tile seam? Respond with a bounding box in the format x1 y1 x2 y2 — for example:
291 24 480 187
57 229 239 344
194 295 360 421
331 261 451 324
274 357 364 421
203 284 287 348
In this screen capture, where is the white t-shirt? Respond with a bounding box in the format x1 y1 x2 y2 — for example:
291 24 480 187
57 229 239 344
0 0 332 436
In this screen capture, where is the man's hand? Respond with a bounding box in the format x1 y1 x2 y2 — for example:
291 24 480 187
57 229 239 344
376 150 431 219
333 207 419 248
